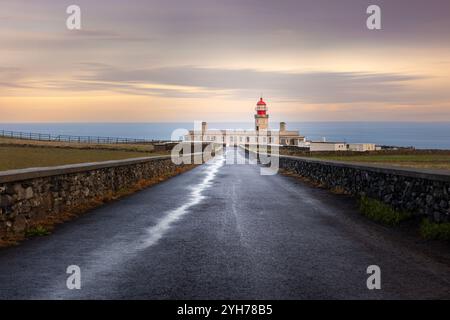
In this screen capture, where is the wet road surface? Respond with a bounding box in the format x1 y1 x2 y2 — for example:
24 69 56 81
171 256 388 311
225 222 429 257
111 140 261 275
0 148 449 299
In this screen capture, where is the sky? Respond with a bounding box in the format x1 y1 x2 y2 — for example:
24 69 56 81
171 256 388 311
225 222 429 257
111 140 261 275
1 0 450 122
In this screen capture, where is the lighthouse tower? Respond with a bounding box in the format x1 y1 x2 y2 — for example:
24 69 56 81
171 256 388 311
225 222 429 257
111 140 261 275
255 97 269 131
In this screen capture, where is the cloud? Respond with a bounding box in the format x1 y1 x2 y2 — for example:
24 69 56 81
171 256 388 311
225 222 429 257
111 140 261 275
0 67 30 91
1 62 441 105
1 0 450 118
65 65 429 104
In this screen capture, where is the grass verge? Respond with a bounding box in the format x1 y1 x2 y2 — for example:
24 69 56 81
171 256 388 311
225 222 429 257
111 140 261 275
420 219 450 241
0 136 158 153
358 196 411 226
25 226 51 237
0 145 167 171
280 148 450 171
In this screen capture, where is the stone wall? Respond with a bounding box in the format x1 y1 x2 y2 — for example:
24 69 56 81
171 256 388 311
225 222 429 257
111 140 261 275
0 156 191 238
279 155 450 222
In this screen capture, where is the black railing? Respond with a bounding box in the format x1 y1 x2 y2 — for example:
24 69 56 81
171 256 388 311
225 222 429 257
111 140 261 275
0 129 167 145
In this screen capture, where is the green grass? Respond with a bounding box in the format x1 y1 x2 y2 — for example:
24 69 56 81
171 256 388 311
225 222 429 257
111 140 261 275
25 226 50 237
311 154 450 171
358 196 411 226
0 145 164 171
420 219 450 241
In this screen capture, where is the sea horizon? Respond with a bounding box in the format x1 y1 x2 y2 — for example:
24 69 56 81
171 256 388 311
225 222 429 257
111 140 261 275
1 121 450 150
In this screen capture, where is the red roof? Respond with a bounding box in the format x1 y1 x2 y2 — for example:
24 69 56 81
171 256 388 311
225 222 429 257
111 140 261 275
257 97 266 106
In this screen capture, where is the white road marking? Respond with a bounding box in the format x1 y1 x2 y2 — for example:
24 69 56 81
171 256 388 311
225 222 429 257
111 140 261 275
139 155 225 249
38 154 225 299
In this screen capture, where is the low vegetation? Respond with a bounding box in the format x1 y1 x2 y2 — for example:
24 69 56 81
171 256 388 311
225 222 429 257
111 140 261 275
312 154 450 171
0 136 157 153
358 196 412 226
279 148 450 171
0 145 167 171
360 200 450 241
25 226 50 237
420 219 450 241
248 146 450 171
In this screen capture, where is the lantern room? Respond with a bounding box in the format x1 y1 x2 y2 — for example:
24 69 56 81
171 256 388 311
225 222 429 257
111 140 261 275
256 97 267 115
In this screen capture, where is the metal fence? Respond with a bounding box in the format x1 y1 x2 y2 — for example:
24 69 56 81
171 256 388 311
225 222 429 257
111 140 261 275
0 129 164 145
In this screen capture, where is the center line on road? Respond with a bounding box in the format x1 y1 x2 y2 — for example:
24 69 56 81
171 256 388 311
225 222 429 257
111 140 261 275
139 155 225 249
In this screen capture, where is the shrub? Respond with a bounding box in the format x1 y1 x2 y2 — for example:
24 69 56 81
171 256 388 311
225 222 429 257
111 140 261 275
25 226 50 237
358 196 411 226
420 219 450 241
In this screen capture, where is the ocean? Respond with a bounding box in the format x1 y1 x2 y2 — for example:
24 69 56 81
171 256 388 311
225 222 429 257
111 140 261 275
1 122 449 149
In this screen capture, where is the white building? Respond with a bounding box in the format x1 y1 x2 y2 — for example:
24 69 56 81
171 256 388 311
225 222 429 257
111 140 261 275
185 98 305 146
309 141 348 152
347 143 376 152
307 141 377 152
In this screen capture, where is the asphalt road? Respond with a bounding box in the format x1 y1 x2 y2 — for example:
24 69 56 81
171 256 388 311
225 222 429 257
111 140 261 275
0 148 449 299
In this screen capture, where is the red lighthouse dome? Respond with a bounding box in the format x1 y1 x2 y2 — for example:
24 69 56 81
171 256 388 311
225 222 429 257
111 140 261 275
256 97 267 115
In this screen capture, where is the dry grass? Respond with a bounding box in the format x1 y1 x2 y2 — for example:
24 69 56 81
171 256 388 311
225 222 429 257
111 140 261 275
0 136 157 152
277 147 450 171
0 145 169 171
312 154 450 171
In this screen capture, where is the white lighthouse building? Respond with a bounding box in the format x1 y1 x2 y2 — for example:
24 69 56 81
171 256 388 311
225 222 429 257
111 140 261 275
185 98 305 146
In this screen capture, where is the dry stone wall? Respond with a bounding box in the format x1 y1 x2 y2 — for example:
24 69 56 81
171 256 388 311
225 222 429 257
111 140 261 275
0 156 189 237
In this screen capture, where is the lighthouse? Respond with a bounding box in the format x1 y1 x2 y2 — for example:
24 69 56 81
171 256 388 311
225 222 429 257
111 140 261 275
255 97 269 131
185 96 306 146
